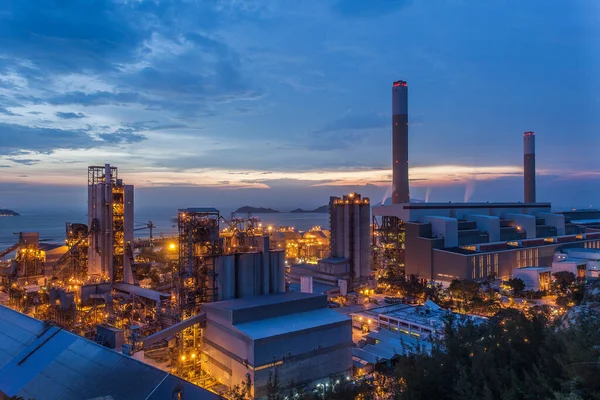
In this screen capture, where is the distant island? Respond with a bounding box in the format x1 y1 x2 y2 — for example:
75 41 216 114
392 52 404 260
290 205 329 214
0 209 19 216
234 206 280 214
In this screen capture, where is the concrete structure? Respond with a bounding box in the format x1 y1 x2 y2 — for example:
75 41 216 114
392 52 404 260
290 259 350 289
329 193 371 284
524 131 536 203
374 202 600 283
560 209 600 234
512 266 552 291
88 164 134 284
392 80 409 204
300 275 313 293
354 328 433 376
553 248 600 278
350 300 452 340
202 292 352 398
0 305 218 400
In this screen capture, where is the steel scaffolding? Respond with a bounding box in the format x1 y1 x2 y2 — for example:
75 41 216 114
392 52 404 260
177 208 221 320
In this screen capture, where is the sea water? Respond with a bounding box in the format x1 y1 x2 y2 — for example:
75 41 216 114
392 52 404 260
0 208 329 249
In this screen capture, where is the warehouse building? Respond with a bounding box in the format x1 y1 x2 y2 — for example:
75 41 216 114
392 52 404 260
202 292 352 398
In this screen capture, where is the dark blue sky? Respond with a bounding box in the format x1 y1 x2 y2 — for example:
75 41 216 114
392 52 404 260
0 0 598 211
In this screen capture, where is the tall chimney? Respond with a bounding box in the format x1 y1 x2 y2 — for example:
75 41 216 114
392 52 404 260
523 131 536 203
392 80 409 204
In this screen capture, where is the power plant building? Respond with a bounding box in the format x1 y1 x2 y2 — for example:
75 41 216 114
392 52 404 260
87 164 134 284
202 292 352 398
373 202 600 283
329 193 371 284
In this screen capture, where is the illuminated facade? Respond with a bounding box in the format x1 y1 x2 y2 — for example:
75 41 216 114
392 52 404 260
87 165 134 283
375 202 600 283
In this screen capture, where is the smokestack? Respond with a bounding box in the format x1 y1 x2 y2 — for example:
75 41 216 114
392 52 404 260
523 131 536 203
392 80 409 204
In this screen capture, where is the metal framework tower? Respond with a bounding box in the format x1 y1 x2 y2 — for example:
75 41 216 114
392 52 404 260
392 80 410 204
177 208 221 320
524 131 536 203
52 223 89 281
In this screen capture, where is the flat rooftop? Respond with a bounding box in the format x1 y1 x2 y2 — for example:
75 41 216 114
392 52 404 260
288 282 339 295
204 292 322 312
351 302 449 330
204 292 328 325
234 308 349 340
438 235 600 255
516 266 552 271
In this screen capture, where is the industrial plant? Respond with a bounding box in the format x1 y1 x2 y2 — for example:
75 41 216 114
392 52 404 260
1 80 599 400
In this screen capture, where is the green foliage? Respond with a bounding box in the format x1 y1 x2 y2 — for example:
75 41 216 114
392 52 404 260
553 271 576 291
388 305 600 400
229 373 253 400
506 277 526 296
266 369 282 400
303 378 373 400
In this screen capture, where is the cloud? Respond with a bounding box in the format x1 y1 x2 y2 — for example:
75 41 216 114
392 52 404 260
0 0 143 75
55 112 86 120
0 107 17 116
305 111 388 151
6 158 40 166
47 91 143 106
0 122 150 155
0 123 95 155
0 1 260 117
315 111 388 134
331 0 412 18
98 130 148 144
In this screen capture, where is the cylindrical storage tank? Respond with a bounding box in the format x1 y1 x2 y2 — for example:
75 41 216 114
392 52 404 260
262 237 270 295
216 254 236 301
359 203 372 279
269 250 286 293
236 253 262 298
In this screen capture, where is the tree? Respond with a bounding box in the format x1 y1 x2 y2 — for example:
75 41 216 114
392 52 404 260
229 373 253 400
506 278 525 296
553 271 576 292
266 369 282 400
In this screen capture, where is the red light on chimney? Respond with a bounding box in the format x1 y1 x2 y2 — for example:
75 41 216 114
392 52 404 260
393 82 400 87
393 80 407 87
524 131 535 136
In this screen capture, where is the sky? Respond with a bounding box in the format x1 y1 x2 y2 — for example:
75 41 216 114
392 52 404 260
0 0 599 212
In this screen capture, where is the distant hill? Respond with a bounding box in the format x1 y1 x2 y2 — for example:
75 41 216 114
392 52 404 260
290 205 329 214
0 209 19 216
234 206 280 214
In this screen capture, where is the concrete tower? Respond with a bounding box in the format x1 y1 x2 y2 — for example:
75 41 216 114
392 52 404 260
329 193 371 284
392 80 409 204
523 131 536 203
